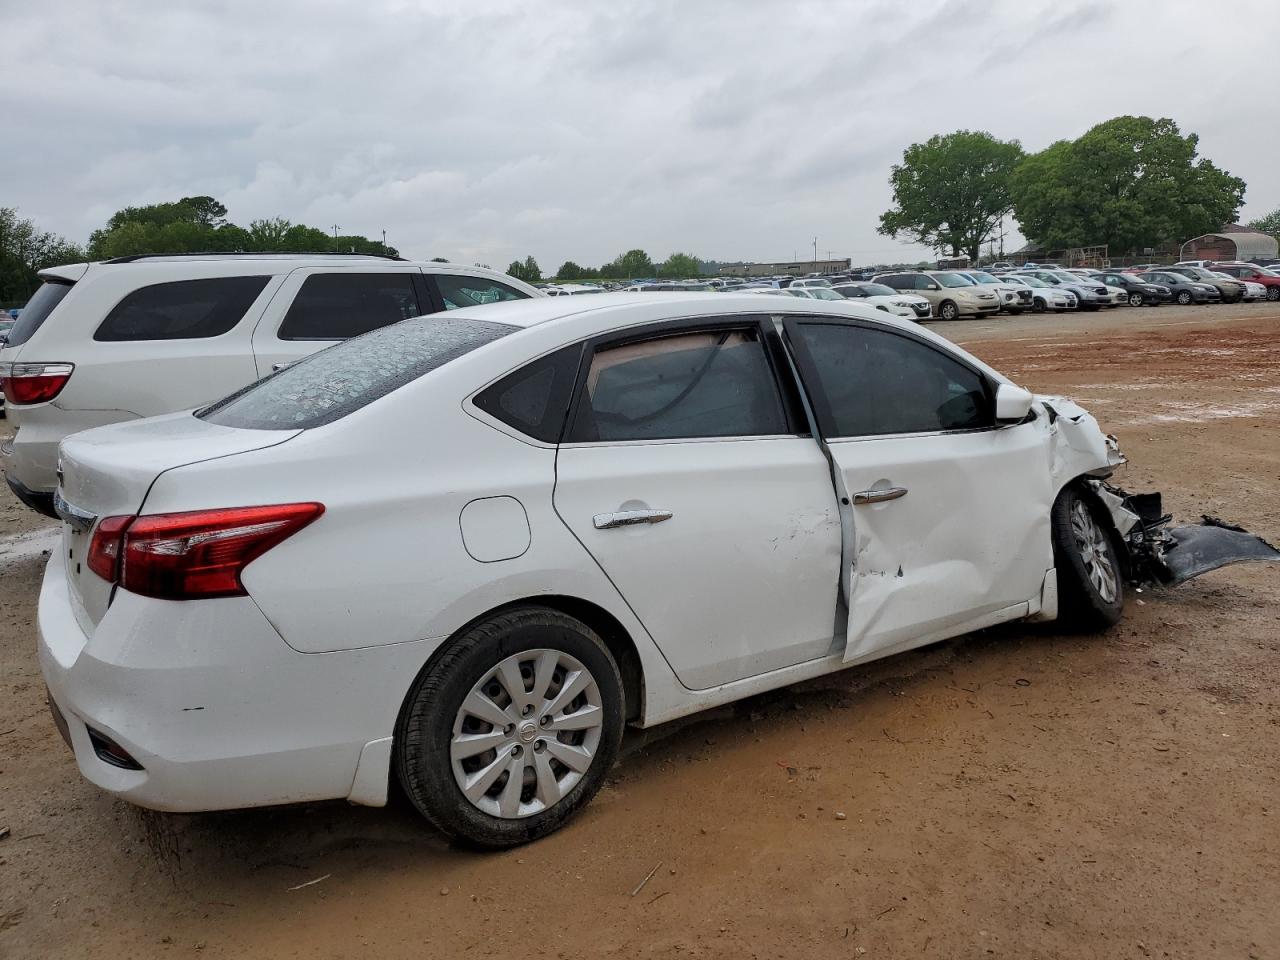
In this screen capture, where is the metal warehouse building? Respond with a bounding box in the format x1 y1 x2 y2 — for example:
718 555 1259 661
718 258 851 277
1180 226 1278 263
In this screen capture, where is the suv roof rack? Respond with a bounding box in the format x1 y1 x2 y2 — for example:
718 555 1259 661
104 251 408 264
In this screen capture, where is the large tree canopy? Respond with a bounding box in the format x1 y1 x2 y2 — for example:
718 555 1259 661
87 198 396 259
1248 207 1280 238
0 207 86 304
1011 116 1245 254
878 131 1024 262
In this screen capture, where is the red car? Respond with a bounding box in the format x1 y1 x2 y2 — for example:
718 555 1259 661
1212 263 1280 302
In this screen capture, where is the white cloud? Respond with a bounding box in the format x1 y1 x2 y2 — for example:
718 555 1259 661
1 0 1275 269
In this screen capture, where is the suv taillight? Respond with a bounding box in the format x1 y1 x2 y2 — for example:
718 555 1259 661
0 362 74 405
88 503 323 600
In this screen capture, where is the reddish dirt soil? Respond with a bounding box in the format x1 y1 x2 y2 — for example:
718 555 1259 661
2 303 1278 959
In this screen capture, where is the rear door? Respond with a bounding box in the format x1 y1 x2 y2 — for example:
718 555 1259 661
249 266 429 376
782 316 1052 664
552 316 843 690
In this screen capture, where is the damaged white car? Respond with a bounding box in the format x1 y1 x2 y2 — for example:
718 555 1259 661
39 293 1280 848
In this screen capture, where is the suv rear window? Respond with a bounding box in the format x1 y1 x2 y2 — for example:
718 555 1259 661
5 279 74 347
95 276 270 341
199 316 515 430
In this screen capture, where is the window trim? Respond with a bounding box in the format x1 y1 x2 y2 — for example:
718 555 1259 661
559 315 810 446
780 315 999 442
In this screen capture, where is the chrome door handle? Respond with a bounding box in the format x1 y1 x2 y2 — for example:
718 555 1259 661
851 487 908 505
593 509 673 530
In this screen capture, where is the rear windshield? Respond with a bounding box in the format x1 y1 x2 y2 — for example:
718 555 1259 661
199 315 515 430
5 279 73 347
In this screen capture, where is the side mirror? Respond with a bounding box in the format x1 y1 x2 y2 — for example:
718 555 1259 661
995 383 1034 424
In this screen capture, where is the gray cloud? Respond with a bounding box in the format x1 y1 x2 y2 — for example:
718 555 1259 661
2 0 1275 270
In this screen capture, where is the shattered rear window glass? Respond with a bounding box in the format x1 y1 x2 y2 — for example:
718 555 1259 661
198 316 515 429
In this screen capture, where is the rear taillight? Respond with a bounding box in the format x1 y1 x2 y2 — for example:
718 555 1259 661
87 503 323 600
87 515 133 581
0 362 74 405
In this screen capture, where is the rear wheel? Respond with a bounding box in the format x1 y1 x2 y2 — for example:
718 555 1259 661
938 300 959 321
1051 486 1124 632
397 607 625 848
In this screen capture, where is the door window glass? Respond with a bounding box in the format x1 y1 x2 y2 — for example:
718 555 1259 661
473 344 582 443
795 322 993 437
95 276 270 342
569 328 789 442
278 273 421 340
435 275 529 310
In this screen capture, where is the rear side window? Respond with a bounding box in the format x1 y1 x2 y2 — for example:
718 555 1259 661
279 273 422 340
567 327 789 442
435 275 529 310
793 322 992 437
94 276 270 342
199 316 514 430
473 344 582 443
6 279 74 347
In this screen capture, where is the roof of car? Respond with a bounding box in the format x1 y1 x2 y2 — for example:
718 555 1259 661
432 290 912 332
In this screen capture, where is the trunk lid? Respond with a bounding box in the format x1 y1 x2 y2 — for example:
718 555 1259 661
56 412 301 632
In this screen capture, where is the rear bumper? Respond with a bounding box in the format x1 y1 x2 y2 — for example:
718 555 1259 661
37 552 441 812
6 472 56 518
2 407 140 502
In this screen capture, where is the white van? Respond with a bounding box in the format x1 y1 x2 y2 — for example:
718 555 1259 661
0 253 542 515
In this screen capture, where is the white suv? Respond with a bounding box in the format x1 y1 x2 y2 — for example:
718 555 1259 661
0 253 542 515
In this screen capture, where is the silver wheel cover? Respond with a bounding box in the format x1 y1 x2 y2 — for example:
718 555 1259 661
1070 500 1119 604
450 649 604 819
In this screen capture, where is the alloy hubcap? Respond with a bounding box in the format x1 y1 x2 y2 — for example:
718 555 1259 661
450 649 603 819
1070 500 1118 604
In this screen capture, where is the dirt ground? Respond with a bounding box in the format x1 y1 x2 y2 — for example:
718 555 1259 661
2 303 1278 960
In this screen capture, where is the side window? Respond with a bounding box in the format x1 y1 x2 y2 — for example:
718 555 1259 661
793 322 993 438
94 276 270 342
278 273 421 341
473 344 582 443
568 327 790 442
880 275 905 290
435 275 529 310
912 275 932 290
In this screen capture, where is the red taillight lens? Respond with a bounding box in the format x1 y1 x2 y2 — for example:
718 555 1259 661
118 503 324 600
0 362 74 405
87 515 133 582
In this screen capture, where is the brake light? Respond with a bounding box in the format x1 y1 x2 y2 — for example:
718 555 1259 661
87 515 133 581
0 362 74 405
112 503 323 600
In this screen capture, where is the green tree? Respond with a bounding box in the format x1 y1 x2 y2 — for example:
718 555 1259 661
556 260 584 279
248 217 292 249
879 131 1024 262
0 207 86 303
1011 116 1245 254
522 255 541 282
1248 207 1280 237
180 196 228 227
608 248 654 279
657 252 701 278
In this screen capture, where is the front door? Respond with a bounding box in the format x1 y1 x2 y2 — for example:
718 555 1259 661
552 318 843 691
783 317 1053 664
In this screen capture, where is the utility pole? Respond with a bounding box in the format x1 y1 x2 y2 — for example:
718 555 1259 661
813 236 818 271
381 229 387 253
331 224 340 252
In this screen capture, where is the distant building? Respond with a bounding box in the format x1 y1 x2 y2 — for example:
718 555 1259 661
1180 225 1278 263
718 258 851 277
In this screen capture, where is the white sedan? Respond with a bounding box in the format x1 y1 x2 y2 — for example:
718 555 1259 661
40 293 1278 847
831 281 933 320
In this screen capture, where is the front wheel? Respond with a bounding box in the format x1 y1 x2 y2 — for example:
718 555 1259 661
1051 486 1124 632
1032 297 1047 314
1176 291 1192 305
938 300 959 321
1127 292 1143 307
396 607 625 848
1267 287 1280 302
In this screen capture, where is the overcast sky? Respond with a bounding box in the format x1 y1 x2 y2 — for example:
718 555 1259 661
3 0 1277 269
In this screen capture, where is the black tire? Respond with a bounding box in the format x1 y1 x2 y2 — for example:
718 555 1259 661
1051 485 1124 632
1032 297 1047 314
1267 287 1280 302
1176 290 1192 305
938 300 959 321
396 607 625 849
